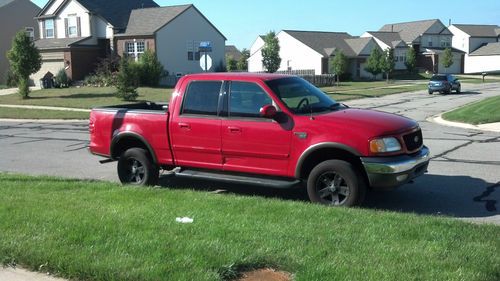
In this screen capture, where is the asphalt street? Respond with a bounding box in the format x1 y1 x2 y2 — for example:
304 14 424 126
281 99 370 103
0 82 499 224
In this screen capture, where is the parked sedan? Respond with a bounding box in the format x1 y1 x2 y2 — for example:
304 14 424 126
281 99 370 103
428 74 461 94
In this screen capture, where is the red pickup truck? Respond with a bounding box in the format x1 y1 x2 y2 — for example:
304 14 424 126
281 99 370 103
89 73 429 206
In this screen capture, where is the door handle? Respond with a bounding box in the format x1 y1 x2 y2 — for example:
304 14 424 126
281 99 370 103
178 122 191 129
228 126 241 133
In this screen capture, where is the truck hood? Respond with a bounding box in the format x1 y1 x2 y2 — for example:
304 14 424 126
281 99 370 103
313 108 417 137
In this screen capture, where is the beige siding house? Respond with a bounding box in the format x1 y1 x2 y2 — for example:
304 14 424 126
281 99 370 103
449 24 500 74
248 30 382 79
31 0 158 86
115 4 226 84
0 0 40 84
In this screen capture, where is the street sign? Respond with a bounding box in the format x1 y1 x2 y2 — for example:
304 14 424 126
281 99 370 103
200 54 212 71
199 41 212 52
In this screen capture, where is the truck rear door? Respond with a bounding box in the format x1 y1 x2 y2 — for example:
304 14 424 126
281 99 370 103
170 80 223 170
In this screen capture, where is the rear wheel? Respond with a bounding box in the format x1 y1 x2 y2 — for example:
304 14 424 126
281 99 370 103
117 148 159 186
307 160 366 207
456 85 461 94
428 90 433 95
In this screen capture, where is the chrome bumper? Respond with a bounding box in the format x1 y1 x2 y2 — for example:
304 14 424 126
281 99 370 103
361 146 430 189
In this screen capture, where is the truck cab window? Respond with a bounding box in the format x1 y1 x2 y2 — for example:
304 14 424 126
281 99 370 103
182 81 222 115
229 82 273 118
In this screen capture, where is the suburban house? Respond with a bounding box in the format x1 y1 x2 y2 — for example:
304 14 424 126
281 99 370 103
377 19 463 74
31 0 159 86
448 24 500 73
225 45 243 61
115 4 226 81
0 0 40 84
248 30 382 79
360 31 409 71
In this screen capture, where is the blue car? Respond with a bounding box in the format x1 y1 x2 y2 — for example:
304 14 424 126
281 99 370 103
428 74 461 94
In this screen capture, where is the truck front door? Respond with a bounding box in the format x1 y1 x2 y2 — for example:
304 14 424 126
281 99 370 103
221 81 292 176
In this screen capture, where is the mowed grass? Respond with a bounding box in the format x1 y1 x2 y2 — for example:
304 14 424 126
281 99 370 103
0 107 90 119
442 96 500 124
0 87 172 109
1 174 499 281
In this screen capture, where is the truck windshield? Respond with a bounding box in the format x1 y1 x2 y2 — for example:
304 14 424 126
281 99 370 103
266 77 341 114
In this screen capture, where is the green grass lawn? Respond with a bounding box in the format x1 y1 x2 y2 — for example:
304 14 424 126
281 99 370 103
0 107 90 119
442 96 500 124
1 174 499 281
0 87 171 109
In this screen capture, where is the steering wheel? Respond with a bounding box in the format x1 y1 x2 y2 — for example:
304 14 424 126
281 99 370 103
296 97 310 111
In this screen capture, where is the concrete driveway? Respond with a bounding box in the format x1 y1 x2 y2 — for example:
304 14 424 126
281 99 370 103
0 82 499 224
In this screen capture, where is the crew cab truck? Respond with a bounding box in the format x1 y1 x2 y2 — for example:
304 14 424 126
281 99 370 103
89 73 430 206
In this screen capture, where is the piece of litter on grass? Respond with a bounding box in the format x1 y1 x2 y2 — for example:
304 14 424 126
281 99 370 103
176 217 194 223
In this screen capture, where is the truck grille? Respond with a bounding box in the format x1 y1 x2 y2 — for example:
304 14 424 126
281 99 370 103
403 129 423 152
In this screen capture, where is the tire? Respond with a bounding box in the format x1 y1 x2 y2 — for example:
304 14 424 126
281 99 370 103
456 86 461 94
307 160 366 207
117 148 159 186
428 90 433 95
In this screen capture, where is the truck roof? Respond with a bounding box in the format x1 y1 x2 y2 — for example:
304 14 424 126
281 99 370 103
183 72 293 81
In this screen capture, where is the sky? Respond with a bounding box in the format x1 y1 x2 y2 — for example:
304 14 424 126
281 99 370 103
31 0 500 50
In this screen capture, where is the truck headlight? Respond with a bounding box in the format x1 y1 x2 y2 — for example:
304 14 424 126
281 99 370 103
370 137 401 153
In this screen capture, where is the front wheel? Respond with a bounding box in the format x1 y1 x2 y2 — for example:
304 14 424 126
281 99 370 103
456 85 461 94
307 160 366 207
117 148 159 186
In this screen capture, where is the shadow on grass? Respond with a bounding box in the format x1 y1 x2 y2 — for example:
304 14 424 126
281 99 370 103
158 173 499 219
59 93 116 99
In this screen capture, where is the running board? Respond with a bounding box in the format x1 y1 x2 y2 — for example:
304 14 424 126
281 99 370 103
174 169 302 189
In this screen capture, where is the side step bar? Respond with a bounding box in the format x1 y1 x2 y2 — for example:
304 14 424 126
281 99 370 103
173 169 302 189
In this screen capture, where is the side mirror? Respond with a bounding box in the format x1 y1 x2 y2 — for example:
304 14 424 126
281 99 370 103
260 104 277 119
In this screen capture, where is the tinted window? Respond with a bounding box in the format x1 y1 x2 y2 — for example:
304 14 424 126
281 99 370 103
266 77 339 114
229 82 273 118
182 81 222 115
430 75 447 81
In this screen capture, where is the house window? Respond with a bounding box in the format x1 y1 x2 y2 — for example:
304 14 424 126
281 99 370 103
440 37 451 48
186 40 200 61
67 16 78 37
428 37 433 47
45 19 54 38
25 27 34 41
125 40 146 61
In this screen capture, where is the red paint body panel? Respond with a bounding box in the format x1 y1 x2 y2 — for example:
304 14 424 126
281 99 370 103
89 73 422 180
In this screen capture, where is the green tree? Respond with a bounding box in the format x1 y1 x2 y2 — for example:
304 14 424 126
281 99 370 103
261 31 281 73
116 57 138 101
7 30 42 99
237 48 250 71
329 50 348 86
365 48 383 79
442 47 454 73
138 50 164 87
380 48 395 82
405 46 417 74
226 56 237 71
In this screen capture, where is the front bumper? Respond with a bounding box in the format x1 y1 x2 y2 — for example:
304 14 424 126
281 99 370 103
361 146 430 190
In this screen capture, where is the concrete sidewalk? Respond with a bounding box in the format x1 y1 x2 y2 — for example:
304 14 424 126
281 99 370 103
0 87 41 96
0 267 66 281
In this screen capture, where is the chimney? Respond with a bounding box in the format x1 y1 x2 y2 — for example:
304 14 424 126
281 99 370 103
448 19 451 26
391 25 394 32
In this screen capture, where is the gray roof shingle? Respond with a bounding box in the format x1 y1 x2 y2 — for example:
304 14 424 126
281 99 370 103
225 45 242 60
119 5 191 36
34 37 89 49
364 31 406 48
38 0 159 30
379 19 446 43
0 0 15 8
283 30 354 57
344 37 374 56
469 42 500 56
452 24 500 37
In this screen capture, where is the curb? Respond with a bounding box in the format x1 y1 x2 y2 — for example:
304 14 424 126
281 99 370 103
0 118 87 123
0 104 90 112
428 114 500 133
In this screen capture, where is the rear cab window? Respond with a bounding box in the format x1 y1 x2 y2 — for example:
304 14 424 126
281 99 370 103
430 75 447 81
181 81 222 116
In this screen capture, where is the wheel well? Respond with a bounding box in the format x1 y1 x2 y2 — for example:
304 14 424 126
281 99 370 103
298 148 368 185
111 136 156 163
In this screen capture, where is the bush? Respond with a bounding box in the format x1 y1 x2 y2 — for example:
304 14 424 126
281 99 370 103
137 50 164 87
83 55 120 87
6 69 18 87
54 68 70 88
116 57 138 101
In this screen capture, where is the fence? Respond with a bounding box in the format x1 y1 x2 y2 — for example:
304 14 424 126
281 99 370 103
257 69 337 87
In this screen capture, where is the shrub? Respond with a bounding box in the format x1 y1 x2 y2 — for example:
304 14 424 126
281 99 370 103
54 68 70 88
83 55 120 87
116 57 138 101
137 51 164 87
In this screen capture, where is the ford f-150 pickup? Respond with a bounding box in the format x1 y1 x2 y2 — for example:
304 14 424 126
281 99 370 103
89 73 430 206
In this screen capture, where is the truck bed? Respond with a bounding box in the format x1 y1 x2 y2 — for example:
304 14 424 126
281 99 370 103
93 101 168 113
